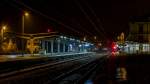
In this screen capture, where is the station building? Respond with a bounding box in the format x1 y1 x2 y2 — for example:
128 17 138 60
4 32 94 55
125 17 150 53
39 35 94 55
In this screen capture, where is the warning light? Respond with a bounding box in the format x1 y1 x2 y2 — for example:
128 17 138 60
113 46 117 49
111 42 118 52
47 29 51 33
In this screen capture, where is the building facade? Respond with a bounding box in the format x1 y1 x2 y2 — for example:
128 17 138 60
125 17 150 53
128 22 150 43
3 32 94 55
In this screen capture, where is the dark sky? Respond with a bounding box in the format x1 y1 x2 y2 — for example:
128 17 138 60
0 0 150 40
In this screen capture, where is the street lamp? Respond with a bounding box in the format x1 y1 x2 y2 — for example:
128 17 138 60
24 12 29 17
22 11 29 56
1 26 6 41
22 11 29 34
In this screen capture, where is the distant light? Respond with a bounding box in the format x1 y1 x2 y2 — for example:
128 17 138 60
70 38 75 41
9 55 17 58
111 51 116 55
2 26 6 30
98 43 102 46
125 44 129 47
116 44 119 47
79 44 82 47
84 37 86 41
64 36 67 39
69 44 73 47
84 80 93 84
69 44 73 51
113 46 117 49
47 29 51 33
77 40 80 42
94 36 97 40
85 43 90 47
60 36 63 38
24 12 29 16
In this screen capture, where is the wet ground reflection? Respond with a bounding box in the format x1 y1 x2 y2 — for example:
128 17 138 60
91 54 150 84
116 67 127 81
107 54 150 84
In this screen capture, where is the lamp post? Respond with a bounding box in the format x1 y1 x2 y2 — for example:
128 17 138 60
22 12 29 34
1 26 6 41
22 11 29 56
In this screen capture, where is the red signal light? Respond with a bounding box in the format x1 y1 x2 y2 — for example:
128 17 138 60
111 42 118 51
113 46 117 49
47 29 51 33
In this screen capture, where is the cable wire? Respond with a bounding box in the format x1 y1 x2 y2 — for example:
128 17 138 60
9 0 85 37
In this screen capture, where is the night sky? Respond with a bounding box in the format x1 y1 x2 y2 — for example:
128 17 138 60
0 0 150 40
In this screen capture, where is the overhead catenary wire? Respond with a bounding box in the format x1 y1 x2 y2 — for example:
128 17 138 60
76 23 94 36
82 0 108 38
7 0 85 37
68 18 95 36
74 0 107 39
74 0 99 35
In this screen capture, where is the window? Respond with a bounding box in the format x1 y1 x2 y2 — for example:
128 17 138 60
139 24 143 34
138 24 144 42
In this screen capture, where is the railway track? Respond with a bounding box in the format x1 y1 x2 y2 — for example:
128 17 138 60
46 55 107 84
0 53 94 74
0 53 97 84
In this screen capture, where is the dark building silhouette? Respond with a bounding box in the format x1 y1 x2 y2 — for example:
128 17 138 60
127 17 150 43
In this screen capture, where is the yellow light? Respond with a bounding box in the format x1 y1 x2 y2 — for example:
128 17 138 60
94 36 97 40
2 26 6 30
24 12 29 16
84 37 86 41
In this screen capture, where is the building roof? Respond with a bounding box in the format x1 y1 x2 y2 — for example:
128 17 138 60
130 16 150 22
